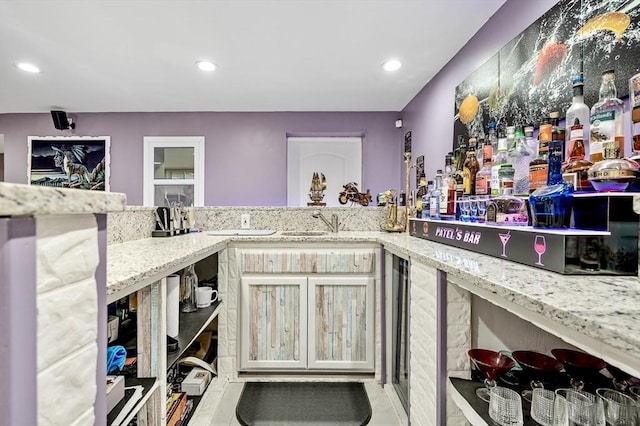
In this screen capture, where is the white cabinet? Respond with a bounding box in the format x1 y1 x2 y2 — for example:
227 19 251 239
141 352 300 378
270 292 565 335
240 275 375 371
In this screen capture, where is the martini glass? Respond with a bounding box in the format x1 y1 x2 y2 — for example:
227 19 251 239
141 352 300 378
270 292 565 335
551 348 607 392
498 231 511 257
512 350 563 402
468 348 516 402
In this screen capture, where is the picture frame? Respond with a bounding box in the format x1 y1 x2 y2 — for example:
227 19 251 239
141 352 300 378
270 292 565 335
27 136 110 191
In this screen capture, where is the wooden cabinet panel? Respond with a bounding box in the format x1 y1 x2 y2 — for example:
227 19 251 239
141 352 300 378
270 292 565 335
308 276 374 370
240 276 307 370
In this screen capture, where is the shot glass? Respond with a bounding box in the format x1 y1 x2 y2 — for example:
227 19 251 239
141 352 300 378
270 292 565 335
489 386 523 426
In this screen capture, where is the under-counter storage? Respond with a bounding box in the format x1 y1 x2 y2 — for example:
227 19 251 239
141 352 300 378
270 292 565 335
232 244 379 373
240 275 374 371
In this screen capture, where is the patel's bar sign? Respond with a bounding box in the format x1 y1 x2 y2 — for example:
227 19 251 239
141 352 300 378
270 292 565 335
409 218 567 273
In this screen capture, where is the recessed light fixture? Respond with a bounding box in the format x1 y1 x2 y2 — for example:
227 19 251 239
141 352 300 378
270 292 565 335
16 62 41 73
382 59 402 72
196 60 217 72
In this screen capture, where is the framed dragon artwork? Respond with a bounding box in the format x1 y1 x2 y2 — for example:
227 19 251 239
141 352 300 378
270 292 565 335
27 136 110 191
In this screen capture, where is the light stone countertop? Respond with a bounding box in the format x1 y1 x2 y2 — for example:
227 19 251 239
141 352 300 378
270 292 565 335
0 182 126 215
107 231 640 376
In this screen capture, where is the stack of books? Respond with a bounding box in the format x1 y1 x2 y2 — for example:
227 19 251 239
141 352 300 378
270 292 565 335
166 392 193 426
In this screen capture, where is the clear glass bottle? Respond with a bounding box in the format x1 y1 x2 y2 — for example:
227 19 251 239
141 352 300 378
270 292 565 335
565 75 590 160
510 125 533 195
506 125 517 156
430 171 442 219
475 137 492 196
630 72 640 160
487 121 498 162
441 154 457 217
491 128 509 196
463 137 480 195
181 264 198 313
590 69 625 161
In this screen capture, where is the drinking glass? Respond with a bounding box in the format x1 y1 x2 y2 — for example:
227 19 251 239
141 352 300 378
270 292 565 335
460 196 471 222
469 196 479 222
596 388 638 425
477 195 489 223
531 388 569 426
555 388 605 426
468 348 516 402
488 386 524 426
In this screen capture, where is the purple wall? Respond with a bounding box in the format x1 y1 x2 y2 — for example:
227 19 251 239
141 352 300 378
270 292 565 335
402 0 560 180
0 111 401 205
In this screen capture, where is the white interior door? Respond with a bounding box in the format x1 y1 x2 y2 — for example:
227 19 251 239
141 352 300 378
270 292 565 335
287 137 362 207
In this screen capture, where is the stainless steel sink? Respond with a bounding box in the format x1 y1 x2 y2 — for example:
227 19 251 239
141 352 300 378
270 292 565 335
280 231 328 236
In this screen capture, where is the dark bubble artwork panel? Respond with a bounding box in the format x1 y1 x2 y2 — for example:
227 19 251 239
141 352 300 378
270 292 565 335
581 0 640 106
500 0 582 127
453 53 499 150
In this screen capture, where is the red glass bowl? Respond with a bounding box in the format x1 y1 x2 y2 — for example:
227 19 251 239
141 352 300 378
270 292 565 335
512 350 563 373
551 348 606 384
468 348 516 382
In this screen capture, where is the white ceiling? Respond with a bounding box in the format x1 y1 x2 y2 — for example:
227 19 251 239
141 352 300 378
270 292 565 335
0 0 507 114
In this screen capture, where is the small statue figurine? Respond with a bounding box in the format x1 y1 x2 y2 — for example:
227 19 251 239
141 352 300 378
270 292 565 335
381 189 405 232
308 172 327 206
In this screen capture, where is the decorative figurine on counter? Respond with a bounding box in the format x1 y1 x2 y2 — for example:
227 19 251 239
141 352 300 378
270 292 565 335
381 189 405 232
338 181 372 206
403 152 416 230
308 172 327 206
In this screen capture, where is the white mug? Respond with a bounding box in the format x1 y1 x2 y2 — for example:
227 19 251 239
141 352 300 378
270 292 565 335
196 286 218 308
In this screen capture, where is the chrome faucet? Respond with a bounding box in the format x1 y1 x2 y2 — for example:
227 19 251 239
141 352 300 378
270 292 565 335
312 210 339 233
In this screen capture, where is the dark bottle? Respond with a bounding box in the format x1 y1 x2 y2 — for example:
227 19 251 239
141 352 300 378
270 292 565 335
454 136 467 202
550 111 565 161
529 119 551 193
441 154 457 217
415 174 427 218
463 137 480 195
547 140 564 185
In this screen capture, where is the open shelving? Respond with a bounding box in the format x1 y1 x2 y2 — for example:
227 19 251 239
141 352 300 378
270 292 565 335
107 377 159 426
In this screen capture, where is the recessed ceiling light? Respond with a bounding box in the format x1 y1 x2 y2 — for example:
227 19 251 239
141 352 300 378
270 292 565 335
382 59 402 72
16 62 41 73
196 60 217 72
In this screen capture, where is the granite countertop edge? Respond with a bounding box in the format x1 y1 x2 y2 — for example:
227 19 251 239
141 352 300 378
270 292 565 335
1 182 126 215
106 231 640 358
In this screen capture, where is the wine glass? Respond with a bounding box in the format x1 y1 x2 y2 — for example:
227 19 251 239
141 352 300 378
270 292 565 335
534 235 547 266
551 348 607 391
468 348 516 402
512 350 563 402
604 363 633 392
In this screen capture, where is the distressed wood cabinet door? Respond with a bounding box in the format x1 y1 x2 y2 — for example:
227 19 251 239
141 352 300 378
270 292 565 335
240 276 307 370
308 276 374 371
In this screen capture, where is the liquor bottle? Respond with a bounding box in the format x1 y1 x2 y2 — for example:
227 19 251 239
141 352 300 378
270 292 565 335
485 168 528 226
529 119 551 193
550 111 565 161
487 121 498 162
506 125 516 155
590 69 625 161
463 137 480 195
430 171 442 219
441 154 457 217
509 125 533 195
565 75 590 160
415 174 427 218
422 180 434 218
547 140 564 185
630 72 640 160
475 137 492 196
454 136 467 203
562 122 593 191
491 128 508 196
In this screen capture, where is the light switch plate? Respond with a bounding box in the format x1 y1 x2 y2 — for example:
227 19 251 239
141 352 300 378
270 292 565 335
241 214 250 229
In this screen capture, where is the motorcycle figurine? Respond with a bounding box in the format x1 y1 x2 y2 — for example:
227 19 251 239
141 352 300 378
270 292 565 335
338 182 373 206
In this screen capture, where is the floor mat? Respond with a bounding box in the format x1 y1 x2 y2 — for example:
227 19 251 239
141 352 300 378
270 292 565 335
235 381 372 426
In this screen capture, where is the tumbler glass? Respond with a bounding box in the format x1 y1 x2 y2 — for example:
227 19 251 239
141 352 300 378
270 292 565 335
531 388 568 426
488 386 523 426
596 388 638 425
555 388 604 426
